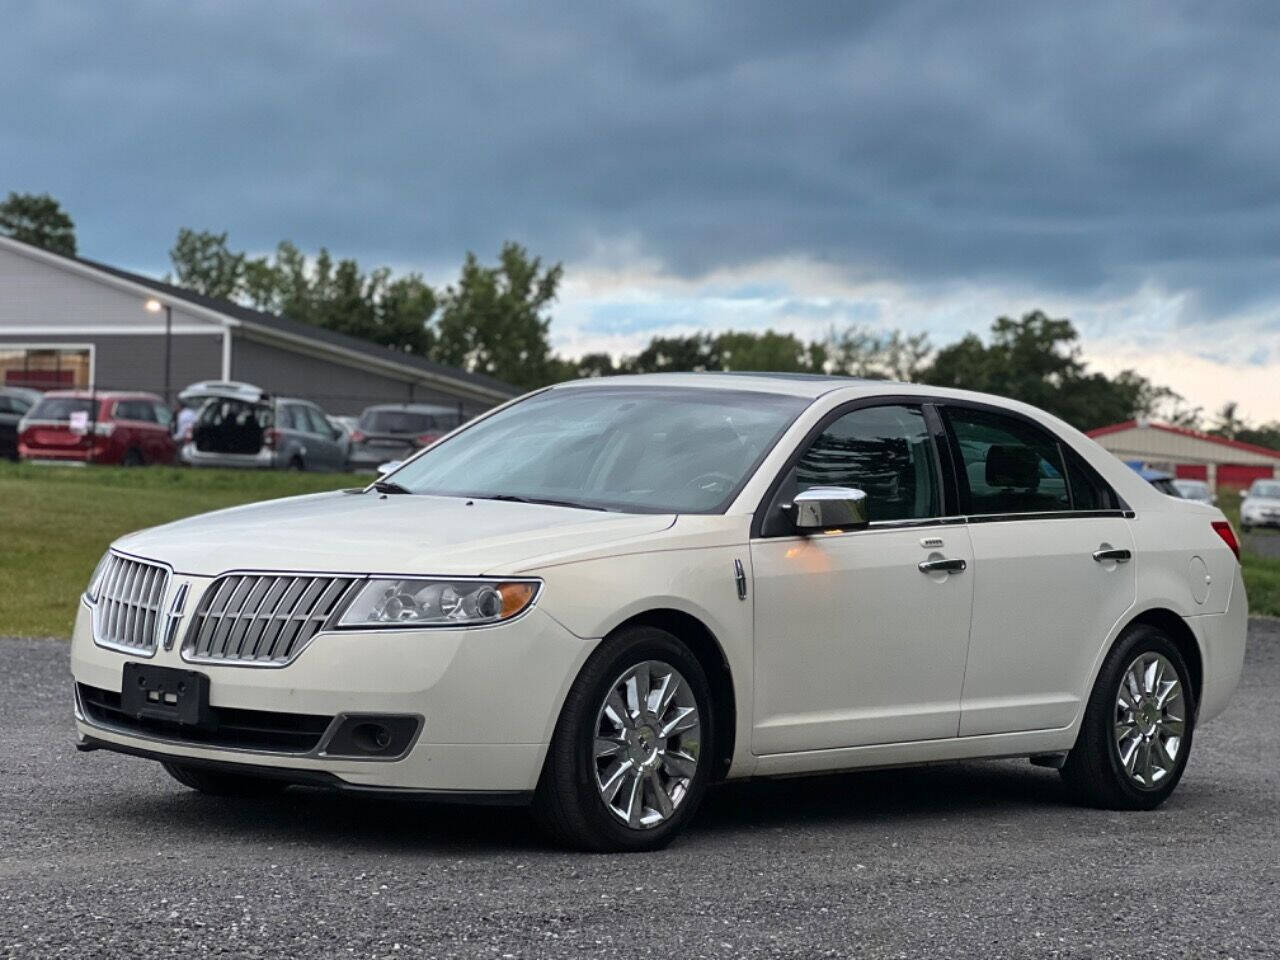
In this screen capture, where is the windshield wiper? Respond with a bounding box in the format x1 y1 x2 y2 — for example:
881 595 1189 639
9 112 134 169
371 479 413 495
469 493 607 512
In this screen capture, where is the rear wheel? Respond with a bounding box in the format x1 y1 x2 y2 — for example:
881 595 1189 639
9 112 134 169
533 626 714 851
121 448 144 467
287 455 305 471
1061 623 1195 810
163 761 289 797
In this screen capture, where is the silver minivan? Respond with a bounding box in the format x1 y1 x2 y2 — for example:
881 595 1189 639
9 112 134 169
179 381 349 471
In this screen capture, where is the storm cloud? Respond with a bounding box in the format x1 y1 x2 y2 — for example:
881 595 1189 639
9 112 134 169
1 2 1277 306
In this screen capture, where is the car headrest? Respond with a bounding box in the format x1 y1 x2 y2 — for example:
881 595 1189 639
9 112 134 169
986 444 1040 490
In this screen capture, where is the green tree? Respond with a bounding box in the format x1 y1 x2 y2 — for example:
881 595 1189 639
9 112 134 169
714 329 818 372
1211 401 1245 440
0 192 77 256
825 326 931 380
920 310 1167 431
433 243 563 389
621 334 720 373
168 229 245 300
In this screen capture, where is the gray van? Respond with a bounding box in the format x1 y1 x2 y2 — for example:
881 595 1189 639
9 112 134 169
179 381 349 472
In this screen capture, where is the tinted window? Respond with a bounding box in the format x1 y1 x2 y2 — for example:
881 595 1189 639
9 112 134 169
1063 451 1117 510
280 405 309 432
302 406 331 435
152 404 173 427
0 397 14 414
945 407 1071 514
27 397 94 421
114 400 157 423
359 410 438 434
790 405 940 522
390 387 808 513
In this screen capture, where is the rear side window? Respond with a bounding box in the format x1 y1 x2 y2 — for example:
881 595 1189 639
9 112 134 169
27 397 94 421
280 405 310 432
114 400 158 423
944 407 1070 515
791 404 941 522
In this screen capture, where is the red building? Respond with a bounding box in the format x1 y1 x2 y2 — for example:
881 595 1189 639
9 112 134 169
1088 420 1280 491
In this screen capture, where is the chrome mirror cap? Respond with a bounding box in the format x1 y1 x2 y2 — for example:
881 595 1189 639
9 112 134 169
790 486 869 532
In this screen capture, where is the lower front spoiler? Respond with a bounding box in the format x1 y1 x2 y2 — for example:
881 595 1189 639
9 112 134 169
76 735 534 806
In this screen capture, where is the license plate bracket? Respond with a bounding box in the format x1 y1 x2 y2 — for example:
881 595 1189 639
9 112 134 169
120 663 212 727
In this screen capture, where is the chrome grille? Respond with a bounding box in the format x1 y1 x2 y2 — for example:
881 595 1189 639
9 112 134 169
92 554 170 654
183 574 360 665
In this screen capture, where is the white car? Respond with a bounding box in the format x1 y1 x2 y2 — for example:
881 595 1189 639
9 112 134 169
1172 478 1215 505
1240 479 1280 531
71 374 1248 851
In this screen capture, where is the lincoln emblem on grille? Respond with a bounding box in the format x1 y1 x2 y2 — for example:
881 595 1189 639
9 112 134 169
160 582 190 652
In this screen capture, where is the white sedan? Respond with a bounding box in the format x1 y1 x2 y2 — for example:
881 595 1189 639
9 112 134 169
71 374 1248 851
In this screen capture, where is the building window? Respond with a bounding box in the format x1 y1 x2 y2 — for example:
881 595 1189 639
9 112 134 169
0 346 92 390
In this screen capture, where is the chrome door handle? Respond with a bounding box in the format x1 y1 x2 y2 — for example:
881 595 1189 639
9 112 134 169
1092 548 1132 563
918 557 967 574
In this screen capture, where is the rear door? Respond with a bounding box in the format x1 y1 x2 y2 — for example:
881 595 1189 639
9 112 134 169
939 403 1136 736
298 404 345 470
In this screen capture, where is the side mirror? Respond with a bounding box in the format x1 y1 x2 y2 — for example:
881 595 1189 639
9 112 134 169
789 486 869 533
376 460 402 476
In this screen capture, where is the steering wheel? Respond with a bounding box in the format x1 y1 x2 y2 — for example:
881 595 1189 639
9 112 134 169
687 472 736 495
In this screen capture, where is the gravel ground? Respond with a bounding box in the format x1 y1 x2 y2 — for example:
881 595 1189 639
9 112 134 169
2 622 1277 960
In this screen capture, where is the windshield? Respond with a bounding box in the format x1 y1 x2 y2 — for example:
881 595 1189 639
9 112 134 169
27 397 94 421
387 386 809 512
359 410 443 434
1251 481 1280 498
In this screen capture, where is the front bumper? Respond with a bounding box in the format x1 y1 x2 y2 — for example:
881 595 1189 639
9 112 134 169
71 598 595 794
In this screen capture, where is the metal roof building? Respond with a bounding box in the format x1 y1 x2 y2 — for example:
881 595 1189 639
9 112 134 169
1088 419 1280 490
0 235 517 416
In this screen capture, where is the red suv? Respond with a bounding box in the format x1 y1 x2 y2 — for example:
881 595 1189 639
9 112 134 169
18 391 177 466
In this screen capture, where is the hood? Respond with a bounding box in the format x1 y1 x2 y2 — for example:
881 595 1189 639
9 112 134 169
115 491 676 577
1245 495 1280 509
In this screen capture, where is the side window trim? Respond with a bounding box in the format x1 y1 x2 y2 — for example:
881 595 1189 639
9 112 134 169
751 396 961 539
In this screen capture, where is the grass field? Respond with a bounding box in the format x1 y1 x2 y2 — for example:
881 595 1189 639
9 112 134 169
0 462 363 637
1 462 1277 637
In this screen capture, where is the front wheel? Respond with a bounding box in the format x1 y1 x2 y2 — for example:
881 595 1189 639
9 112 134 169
1061 623 1196 810
533 626 714 851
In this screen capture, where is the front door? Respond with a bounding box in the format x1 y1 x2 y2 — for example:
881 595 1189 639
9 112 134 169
750 403 975 754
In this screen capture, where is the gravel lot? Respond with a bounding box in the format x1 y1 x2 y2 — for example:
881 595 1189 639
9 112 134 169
2 621 1277 960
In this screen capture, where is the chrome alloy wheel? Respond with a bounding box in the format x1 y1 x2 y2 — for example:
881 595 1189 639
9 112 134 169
1114 652 1186 789
593 659 702 829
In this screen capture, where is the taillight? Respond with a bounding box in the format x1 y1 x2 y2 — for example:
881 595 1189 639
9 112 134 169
265 428 282 449
1212 520 1241 562
416 432 441 446
350 430 366 443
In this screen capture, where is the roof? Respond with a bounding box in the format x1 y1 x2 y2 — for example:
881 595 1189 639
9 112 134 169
1089 420 1280 460
0 235 517 402
551 371 885 399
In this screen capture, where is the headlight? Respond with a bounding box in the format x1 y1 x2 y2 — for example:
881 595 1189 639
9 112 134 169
83 552 112 603
336 578 540 629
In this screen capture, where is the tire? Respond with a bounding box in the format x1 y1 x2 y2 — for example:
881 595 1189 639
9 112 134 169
120 448 144 467
287 455 305 471
533 626 715 852
162 761 289 797
1061 623 1196 810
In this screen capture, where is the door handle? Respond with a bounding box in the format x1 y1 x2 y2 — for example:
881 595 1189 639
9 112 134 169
1092 548 1132 563
918 557 967 574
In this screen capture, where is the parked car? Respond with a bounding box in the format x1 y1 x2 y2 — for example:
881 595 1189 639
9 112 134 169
347 403 465 471
0 386 41 460
72 374 1245 851
1127 461 1182 497
19 390 176 466
1172 478 1216 505
178 381 349 471
1240 478 1280 532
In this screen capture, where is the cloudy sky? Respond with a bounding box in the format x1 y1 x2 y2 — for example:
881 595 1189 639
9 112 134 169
3 2 1279 419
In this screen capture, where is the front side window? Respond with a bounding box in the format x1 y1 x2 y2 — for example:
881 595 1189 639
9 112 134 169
789 404 941 522
945 407 1070 515
388 387 809 513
